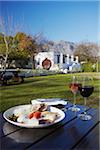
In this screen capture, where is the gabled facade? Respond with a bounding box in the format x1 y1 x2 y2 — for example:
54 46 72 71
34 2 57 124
35 51 81 72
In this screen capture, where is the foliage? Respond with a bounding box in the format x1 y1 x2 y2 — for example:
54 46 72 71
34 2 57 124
74 42 100 63
0 34 8 55
0 32 39 68
15 32 38 54
81 63 94 72
81 62 100 72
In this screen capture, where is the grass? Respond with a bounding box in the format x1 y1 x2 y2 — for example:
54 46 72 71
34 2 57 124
0 72 100 112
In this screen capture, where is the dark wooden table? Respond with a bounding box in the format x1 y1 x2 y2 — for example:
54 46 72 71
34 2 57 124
0 103 99 150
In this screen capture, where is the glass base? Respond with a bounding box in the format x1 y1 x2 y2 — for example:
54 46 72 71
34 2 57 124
78 114 92 121
61 108 67 112
68 106 80 112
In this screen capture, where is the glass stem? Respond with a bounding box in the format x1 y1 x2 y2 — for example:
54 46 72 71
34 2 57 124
73 93 76 107
84 97 87 115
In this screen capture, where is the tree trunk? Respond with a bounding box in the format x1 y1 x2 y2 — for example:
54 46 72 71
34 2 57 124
30 55 35 69
3 35 9 71
96 61 98 72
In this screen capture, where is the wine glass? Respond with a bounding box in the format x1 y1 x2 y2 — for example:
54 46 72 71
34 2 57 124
78 76 94 120
68 76 81 112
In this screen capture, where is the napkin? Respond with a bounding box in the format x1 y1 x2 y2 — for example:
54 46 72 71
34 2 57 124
31 98 67 106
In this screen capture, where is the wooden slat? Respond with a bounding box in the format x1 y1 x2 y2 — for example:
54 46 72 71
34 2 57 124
0 113 21 138
74 123 99 150
27 108 99 150
0 113 5 137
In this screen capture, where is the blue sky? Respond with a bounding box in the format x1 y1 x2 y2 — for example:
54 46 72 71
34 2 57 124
0 1 99 43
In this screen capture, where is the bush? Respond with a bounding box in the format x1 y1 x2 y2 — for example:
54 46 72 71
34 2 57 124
97 62 100 72
81 63 99 72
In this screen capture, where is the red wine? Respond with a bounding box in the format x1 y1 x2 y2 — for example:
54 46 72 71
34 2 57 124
69 83 81 94
79 86 94 97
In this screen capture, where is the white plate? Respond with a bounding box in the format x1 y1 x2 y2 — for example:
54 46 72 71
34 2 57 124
3 104 65 128
31 98 67 106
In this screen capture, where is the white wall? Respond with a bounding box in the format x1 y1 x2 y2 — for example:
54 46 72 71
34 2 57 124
35 51 79 71
35 52 54 70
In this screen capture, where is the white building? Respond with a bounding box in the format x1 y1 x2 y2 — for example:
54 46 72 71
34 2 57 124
35 51 81 72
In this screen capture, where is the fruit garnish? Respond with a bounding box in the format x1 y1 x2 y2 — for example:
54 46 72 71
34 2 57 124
28 111 41 119
28 112 34 119
33 111 41 119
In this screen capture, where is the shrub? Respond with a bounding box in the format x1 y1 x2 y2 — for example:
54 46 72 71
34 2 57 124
81 62 99 72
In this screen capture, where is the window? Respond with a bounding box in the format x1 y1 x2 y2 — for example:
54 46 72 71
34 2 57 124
63 55 66 63
57 55 60 64
37 58 40 65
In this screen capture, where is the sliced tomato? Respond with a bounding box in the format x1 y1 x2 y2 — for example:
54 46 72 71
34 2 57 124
28 112 34 119
33 111 41 119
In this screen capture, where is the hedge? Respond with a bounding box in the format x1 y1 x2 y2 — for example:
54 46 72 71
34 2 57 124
81 62 100 72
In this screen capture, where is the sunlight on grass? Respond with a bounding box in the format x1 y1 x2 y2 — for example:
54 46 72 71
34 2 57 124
0 73 99 112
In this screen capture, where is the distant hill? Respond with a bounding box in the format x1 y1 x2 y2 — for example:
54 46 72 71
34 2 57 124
38 40 76 55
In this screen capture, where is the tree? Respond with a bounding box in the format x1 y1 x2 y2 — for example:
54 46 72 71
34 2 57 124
0 32 29 68
74 42 100 63
0 16 19 70
15 32 39 69
0 15 39 69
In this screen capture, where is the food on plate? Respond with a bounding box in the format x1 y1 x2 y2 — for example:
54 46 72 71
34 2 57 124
13 106 31 117
39 119 52 124
30 103 49 112
28 111 41 119
9 114 18 122
8 103 60 126
17 115 39 125
41 111 59 122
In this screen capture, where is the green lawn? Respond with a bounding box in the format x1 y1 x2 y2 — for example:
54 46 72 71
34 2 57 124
0 73 100 112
